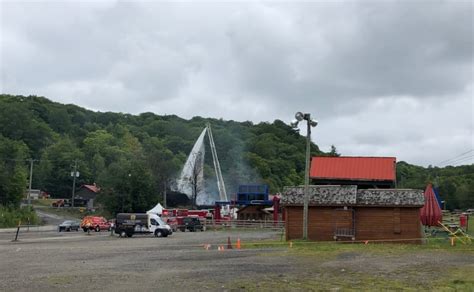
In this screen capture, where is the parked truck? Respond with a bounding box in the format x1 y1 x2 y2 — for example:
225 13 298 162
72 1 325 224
115 213 172 238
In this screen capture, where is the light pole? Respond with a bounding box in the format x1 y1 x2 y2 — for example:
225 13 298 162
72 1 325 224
123 173 132 213
27 159 36 206
71 160 79 208
291 112 318 240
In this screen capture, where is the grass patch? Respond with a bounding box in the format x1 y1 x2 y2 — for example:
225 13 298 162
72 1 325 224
46 275 74 285
242 238 474 254
467 216 474 237
33 199 112 221
232 268 474 291
431 268 474 291
231 239 474 291
31 198 56 207
231 273 419 291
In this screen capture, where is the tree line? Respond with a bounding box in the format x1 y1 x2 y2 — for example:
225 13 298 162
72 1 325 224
0 95 323 214
397 162 474 210
0 94 472 214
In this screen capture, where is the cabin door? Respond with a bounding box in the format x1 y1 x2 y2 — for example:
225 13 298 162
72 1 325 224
333 208 356 241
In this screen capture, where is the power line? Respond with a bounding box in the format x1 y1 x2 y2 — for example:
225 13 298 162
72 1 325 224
436 149 474 166
442 155 474 167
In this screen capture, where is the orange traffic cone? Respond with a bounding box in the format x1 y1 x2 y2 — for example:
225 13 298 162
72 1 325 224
236 237 241 249
227 236 233 249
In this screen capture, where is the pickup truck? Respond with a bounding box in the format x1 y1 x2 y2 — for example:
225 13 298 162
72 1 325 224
179 216 205 232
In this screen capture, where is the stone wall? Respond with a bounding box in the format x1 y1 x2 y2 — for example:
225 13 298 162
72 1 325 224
357 189 424 207
282 185 424 207
282 185 357 206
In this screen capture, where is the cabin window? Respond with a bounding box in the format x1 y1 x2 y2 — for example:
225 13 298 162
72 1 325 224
151 219 159 226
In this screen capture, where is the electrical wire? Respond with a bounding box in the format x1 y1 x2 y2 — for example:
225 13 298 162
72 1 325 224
436 149 474 166
441 155 474 167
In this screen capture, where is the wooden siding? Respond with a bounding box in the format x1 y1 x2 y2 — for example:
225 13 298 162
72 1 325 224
355 207 421 242
285 206 422 243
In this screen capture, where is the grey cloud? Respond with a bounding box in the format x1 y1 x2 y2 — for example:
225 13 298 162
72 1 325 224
1 1 472 166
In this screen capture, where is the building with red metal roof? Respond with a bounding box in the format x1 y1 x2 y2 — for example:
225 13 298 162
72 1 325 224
310 156 397 188
75 183 101 209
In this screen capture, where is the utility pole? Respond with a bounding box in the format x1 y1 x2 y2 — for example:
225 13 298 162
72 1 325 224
27 159 35 206
71 160 79 208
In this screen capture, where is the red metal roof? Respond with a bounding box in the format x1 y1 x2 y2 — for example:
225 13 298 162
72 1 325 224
310 156 396 182
82 184 100 193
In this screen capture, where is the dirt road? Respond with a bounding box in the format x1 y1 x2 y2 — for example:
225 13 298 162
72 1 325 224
34 207 77 225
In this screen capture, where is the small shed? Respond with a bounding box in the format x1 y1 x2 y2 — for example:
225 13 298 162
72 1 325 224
75 184 100 209
25 189 41 200
282 185 424 243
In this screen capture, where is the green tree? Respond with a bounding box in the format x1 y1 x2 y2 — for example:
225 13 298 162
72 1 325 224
0 135 29 207
36 137 86 198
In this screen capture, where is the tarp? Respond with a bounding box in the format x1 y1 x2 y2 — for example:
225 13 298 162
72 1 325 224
433 187 443 209
420 184 443 226
147 203 164 215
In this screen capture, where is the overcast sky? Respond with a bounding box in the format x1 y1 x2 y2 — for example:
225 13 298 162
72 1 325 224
1 1 473 167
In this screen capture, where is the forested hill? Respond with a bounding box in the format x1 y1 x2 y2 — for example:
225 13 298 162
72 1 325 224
397 162 473 210
0 94 324 212
0 94 472 212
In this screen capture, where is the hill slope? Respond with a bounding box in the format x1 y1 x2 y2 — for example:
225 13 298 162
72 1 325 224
0 94 472 212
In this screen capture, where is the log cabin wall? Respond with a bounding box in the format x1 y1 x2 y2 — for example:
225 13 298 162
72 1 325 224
285 206 422 243
355 207 421 242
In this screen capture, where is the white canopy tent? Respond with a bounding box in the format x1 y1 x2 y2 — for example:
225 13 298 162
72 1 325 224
147 203 164 215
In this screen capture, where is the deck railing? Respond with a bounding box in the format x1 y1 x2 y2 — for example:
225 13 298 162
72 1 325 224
204 219 285 230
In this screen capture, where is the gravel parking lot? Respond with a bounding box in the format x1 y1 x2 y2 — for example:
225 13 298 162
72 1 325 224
0 229 289 291
1 228 473 291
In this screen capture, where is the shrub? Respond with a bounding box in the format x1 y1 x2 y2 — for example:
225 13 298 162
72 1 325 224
0 206 39 228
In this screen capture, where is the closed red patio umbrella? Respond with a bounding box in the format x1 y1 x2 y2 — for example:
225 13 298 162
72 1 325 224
420 184 442 226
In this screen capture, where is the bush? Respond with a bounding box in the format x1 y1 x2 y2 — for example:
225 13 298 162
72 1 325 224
0 206 39 228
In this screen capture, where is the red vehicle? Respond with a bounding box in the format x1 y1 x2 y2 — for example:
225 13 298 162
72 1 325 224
188 210 212 219
80 216 111 232
52 199 71 207
164 217 178 232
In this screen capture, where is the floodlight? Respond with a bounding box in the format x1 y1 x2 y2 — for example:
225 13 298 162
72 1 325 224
295 112 304 121
309 119 318 127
